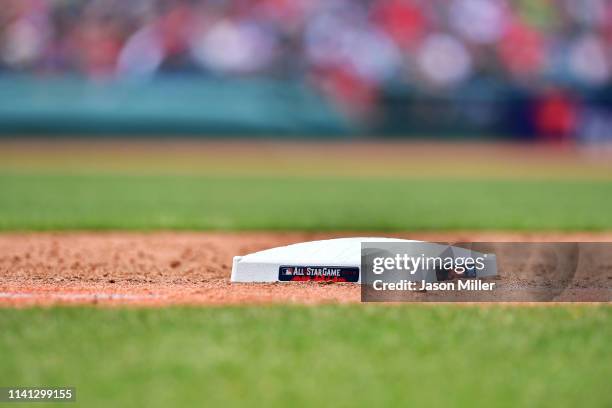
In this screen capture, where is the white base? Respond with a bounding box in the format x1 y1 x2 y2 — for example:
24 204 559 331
231 237 416 283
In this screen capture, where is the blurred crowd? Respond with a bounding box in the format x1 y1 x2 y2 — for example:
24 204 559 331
1 0 611 128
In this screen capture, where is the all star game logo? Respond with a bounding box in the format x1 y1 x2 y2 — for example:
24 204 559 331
279 266 359 282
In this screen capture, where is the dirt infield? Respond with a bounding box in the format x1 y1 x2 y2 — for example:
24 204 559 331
1 231 611 306
2 139 612 179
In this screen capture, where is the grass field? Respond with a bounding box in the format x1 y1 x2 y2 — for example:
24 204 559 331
0 141 610 407
2 141 612 231
2 173 612 230
1 306 610 408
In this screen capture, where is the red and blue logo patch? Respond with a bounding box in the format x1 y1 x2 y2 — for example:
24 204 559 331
279 266 359 282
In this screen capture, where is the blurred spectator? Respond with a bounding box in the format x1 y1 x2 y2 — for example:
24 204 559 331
417 33 472 87
0 0 611 122
534 89 578 143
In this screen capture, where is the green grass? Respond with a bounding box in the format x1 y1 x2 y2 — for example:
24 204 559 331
1 173 612 230
0 306 610 408
1 148 610 408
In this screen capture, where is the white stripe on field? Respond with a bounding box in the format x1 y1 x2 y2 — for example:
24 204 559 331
0 292 164 301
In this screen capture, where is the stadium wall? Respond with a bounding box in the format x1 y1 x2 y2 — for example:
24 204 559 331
0 75 610 140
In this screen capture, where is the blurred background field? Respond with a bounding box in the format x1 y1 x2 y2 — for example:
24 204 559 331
1 141 612 231
2 171 612 230
1 1 611 232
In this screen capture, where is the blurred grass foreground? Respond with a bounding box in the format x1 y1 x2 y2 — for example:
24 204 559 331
0 306 610 407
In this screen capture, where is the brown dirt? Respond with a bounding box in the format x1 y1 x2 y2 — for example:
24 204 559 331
1 231 611 307
2 139 612 179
